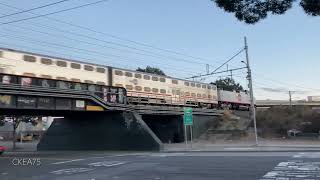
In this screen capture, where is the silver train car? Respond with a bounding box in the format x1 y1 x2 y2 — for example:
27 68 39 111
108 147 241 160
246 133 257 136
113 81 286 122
0 48 219 108
218 89 254 110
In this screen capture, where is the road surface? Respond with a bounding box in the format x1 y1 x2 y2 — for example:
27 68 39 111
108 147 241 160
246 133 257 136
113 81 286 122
1 151 320 179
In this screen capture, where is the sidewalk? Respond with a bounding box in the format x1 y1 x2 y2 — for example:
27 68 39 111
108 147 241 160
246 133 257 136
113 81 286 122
163 140 320 152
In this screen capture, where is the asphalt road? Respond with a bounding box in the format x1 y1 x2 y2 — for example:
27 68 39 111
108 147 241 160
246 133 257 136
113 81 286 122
1 151 320 180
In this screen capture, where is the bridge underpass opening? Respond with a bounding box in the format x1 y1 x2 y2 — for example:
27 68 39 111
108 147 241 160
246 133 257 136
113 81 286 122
141 114 221 144
141 115 184 143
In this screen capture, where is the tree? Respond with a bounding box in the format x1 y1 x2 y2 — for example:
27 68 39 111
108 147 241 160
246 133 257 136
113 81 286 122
136 66 166 76
0 115 38 150
212 77 244 91
212 0 320 24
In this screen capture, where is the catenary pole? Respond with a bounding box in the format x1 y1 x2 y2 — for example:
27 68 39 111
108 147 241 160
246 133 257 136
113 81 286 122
244 36 258 146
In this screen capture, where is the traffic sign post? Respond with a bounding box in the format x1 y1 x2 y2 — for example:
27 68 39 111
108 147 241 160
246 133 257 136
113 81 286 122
183 108 193 149
183 107 193 125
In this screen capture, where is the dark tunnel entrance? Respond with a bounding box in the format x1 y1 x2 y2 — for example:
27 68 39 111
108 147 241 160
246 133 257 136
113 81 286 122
142 115 184 143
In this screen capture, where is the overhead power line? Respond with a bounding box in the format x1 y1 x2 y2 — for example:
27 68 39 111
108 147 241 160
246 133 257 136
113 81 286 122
210 48 245 73
186 67 247 79
0 1 230 67
0 0 73 19
0 33 202 75
0 0 109 25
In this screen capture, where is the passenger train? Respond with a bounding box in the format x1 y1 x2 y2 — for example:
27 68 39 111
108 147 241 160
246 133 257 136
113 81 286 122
0 48 253 109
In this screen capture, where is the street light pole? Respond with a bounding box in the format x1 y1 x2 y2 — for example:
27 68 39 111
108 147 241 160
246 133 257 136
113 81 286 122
244 36 258 146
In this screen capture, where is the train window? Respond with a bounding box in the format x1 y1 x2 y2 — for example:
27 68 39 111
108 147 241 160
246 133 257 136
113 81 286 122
176 90 180 95
73 83 83 90
196 84 201 88
191 83 195 87
71 78 81 82
71 63 81 69
202 94 207 98
202 85 206 89
208 95 212 98
135 86 142 91
152 88 159 93
172 80 178 84
184 82 189 86
191 93 196 97
115 70 123 76
56 60 67 67
84 65 94 71
84 80 94 84
212 86 217 90
125 72 133 77
57 81 70 89
160 77 166 82
88 84 96 91
207 85 212 89
185 92 190 96
152 76 159 81
144 87 151 92
23 73 36 77
20 77 33 86
125 85 133 90
97 81 105 85
160 89 166 94
143 75 150 80
96 67 105 73
1 75 13 84
23 55 36 62
197 93 201 98
40 58 52 65
135 73 142 79
57 77 68 81
39 79 53 88
40 75 52 79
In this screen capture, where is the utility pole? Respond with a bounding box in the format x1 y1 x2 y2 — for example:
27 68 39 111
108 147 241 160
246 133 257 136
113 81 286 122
206 64 210 74
244 36 258 146
289 91 292 107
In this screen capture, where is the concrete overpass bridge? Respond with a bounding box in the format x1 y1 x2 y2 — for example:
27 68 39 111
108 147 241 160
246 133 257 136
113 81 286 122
0 74 223 151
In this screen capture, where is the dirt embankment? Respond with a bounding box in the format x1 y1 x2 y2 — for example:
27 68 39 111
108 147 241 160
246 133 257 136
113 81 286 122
256 106 320 137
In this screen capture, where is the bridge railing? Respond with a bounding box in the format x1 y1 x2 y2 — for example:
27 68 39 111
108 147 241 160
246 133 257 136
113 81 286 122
0 73 127 105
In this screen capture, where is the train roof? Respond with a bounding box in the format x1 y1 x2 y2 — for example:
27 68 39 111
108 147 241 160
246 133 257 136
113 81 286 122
0 47 216 87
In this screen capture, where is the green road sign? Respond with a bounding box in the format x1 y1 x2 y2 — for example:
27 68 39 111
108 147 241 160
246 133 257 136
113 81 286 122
183 107 193 125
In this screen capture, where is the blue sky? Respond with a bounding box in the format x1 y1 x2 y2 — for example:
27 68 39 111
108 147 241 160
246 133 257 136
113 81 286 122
0 0 319 100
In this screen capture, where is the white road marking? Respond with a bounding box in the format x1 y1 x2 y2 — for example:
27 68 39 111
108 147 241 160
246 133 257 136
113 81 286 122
51 159 85 165
260 160 320 179
149 153 186 157
88 161 126 167
293 152 320 158
224 147 255 150
50 168 94 175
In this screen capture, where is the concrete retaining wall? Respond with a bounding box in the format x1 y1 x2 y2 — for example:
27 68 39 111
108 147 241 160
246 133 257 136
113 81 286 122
37 111 163 151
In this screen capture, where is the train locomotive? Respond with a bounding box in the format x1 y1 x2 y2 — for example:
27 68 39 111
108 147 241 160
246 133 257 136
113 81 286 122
0 48 253 109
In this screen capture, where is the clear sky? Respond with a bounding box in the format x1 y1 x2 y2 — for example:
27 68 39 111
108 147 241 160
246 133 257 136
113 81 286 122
0 0 319 100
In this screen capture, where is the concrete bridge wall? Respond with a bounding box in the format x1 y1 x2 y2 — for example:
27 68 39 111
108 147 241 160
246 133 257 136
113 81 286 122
37 111 163 151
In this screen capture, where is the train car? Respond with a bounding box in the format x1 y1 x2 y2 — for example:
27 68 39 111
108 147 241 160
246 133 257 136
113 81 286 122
218 89 252 110
0 48 219 108
111 68 218 107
